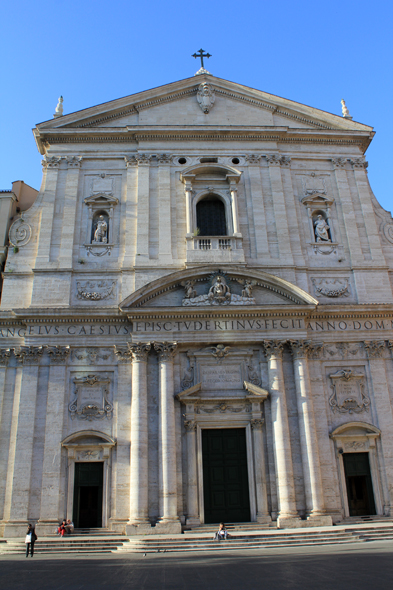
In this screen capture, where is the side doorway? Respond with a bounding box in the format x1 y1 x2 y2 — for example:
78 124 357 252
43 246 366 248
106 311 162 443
73 462 104 528
343 453 376 517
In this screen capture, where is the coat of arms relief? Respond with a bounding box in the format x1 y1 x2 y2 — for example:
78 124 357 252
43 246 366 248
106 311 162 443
328 369 370 414
69 374 113 421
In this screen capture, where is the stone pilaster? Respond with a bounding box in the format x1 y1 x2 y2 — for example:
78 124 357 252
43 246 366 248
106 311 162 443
154 341 181 533
59 157 82 268
265 155 293 264
121 156 138 267
251 418 271 523
184 420 200 526
37 348 70 534
158 154 173 263
288 340 332 525
263 340 300 527
35 157 61 268
126 342 151 534
245 156 269 259
2 348 43 537
135 154 151 264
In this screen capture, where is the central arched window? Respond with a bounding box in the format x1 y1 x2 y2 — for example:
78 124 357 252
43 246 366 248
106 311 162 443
196 195 227 236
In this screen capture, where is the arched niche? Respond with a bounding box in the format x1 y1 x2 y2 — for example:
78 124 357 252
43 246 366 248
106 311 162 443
61 430 116 528
330 422 385 517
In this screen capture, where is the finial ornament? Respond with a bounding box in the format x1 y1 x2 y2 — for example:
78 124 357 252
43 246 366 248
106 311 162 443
341 99 352 120
192 48 212 75
54 96 64 118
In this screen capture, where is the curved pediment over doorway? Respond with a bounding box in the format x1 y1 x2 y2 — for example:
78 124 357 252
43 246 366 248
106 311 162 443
119 266 318 310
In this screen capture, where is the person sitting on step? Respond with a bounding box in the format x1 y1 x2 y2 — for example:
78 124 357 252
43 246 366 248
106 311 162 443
65 519 74 535
58 519 67 537
214 523 228 540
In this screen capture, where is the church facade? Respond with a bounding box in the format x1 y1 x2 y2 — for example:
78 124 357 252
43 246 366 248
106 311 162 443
1 71 393 537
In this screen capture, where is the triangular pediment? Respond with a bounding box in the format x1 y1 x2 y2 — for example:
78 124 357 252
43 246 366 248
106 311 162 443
84 193 119 206
34 75 373 139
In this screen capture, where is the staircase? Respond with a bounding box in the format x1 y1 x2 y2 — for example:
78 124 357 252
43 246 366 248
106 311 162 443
0 534 130 555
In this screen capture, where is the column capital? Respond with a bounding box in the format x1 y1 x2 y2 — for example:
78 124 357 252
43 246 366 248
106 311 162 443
42 156 61 169
129 342 151 362
47 345 71 364
157 153 172 165
0 348 11 366
262 340 285 359
65 155 82 168
154 341 178 361
288 339 313 359
264 154 281 166
364 340 385 359
331 157 347 169
124 155 138 168
245 154 262 165
184 420 197 432
280 156 291 167
13 346 44 364
114 345 133 363
251 418 264 430
350 158 368 170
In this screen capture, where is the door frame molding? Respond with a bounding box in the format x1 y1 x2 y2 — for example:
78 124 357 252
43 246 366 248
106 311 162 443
197 421 256 524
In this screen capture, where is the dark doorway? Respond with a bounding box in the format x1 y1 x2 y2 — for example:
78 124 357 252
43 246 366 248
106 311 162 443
343 453 376 516
73 462 103 528
196 197 227 236
202 428 250 523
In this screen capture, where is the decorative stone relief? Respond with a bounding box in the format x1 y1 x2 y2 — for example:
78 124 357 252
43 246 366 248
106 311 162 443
76 450 102 460
328 369 370 414
323 342 363 359
197 82 215 113
181 359 195 390
72 348 112 365
184 420 197 431
9 218 32 248
47 346 71 363
69 374 113 421
210 344 231 361
182 280 197 299
364 340 386 358
42 156 61 168
382 222 393 245
182 274 255 306
196 402 250 414
76 280 116 301
246 361 262 386
344 441 366 451
312 278 350 298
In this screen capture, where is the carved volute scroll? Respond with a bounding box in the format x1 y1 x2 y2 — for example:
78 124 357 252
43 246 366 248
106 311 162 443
47 346 71 363
262 340 285 360
129 342 151 362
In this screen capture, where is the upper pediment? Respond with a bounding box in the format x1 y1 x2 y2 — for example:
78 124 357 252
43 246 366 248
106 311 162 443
34 75 373 153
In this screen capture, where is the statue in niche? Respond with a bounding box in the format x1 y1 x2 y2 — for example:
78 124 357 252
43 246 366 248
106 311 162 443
208 276 231 304
314 215 331 242
93 215 108 243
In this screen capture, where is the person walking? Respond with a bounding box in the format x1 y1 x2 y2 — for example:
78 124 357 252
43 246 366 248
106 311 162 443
25 524 37 557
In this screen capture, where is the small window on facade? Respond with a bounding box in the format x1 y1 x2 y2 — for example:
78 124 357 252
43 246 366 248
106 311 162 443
196 196 227 236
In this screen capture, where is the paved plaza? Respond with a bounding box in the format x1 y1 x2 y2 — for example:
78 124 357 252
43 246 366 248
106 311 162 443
1 542 393 590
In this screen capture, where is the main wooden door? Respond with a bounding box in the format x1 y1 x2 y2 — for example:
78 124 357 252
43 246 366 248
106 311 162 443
343 453 376 516
73 462 103 528
202 428 250 524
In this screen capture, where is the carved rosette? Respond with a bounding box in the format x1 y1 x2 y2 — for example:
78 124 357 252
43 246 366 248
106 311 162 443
129 342 151 362
154 341 178 362
184 420 197 432
262 340 285 359
66 156 82 168
9 218 32 248
364 340 386 359
0 348 11 366
13 346 44 364
250 418 264 430
331 157 347 169
47 346 71 363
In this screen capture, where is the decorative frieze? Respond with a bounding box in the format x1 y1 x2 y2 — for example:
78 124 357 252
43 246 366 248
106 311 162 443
154 341 177 361
76 279 116 301
196 401 250 414
72 347 112 365
69 374 113 421
328 369 370 414
312 278 350 298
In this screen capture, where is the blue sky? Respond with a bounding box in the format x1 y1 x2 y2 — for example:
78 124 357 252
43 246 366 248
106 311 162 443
2 0 392 213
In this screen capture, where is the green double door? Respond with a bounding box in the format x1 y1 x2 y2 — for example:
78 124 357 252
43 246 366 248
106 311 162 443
343 453 376 516
202 428 250 524
73 462 103 528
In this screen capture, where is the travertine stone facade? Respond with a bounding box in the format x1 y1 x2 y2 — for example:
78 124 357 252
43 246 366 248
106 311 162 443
1 74 393 536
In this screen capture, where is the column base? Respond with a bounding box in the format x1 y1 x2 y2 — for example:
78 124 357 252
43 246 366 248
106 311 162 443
277 516 302 529
186 517 201 527
108 519 128 534
36 519 61 536
305 514 333 527
155 519 182 534
256 515 272 525
126 522 154 536
1 520 34 538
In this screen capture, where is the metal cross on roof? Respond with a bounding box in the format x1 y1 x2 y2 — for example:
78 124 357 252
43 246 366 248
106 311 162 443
192 48 212 70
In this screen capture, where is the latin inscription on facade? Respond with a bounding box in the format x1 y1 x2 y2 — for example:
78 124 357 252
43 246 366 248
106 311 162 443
201 364 243 390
